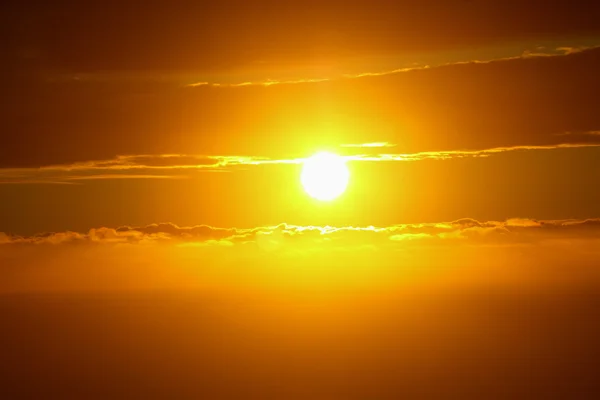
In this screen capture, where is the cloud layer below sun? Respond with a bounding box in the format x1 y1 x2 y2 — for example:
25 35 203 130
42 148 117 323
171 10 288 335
2 217 599 246
2 218 599 294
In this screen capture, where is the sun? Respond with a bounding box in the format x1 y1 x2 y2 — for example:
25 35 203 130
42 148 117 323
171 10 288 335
301 152 350 201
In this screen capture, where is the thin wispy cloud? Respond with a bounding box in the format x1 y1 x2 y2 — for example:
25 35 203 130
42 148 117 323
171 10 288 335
187 77 330 88
340 142 396 148
185 45 599 88
65 174 189 181
555 130 600 137
344 143 600 162
41 154 272 171
1 142 599 184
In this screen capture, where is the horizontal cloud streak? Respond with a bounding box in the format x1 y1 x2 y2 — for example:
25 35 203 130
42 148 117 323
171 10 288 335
345 142 600 162
2 217 600 295
2 218 599 247
185 45 599 88
65 174 189 181
187 77 330 88
340 142 396 148
1 141 599 184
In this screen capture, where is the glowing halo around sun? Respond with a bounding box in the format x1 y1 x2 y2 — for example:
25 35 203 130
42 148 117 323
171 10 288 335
301 152 350 201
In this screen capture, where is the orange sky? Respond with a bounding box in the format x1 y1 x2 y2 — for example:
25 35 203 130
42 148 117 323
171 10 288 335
2 46 600 233
2 2 600 234
2 2 600 398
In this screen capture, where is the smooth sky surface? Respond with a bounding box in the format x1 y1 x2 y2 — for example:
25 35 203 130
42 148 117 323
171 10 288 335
1 1 600 398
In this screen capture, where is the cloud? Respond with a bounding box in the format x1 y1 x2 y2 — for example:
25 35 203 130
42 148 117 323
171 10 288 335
65 174 189 181
0 154 298 184
340 142 396 148
2 140 599 184
42 154 276 171
344 142 600 162
47 45 598 88
559 130 600 137
5 46 600 170
2 218 599 247
187 77 330 88
1 217 600 296
185 45 599 88
3 219 600 398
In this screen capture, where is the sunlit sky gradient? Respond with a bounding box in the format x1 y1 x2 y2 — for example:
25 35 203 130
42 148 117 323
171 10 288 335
2 0 600 234
3 46 600 233
2 1 600 398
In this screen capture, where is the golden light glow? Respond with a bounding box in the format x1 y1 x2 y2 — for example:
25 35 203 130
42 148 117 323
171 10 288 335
301 152 350 201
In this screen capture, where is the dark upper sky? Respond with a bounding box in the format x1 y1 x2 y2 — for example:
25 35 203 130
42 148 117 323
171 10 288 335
4 1 600 72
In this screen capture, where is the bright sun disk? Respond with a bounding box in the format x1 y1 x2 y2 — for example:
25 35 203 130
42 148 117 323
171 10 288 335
301 152 350 201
